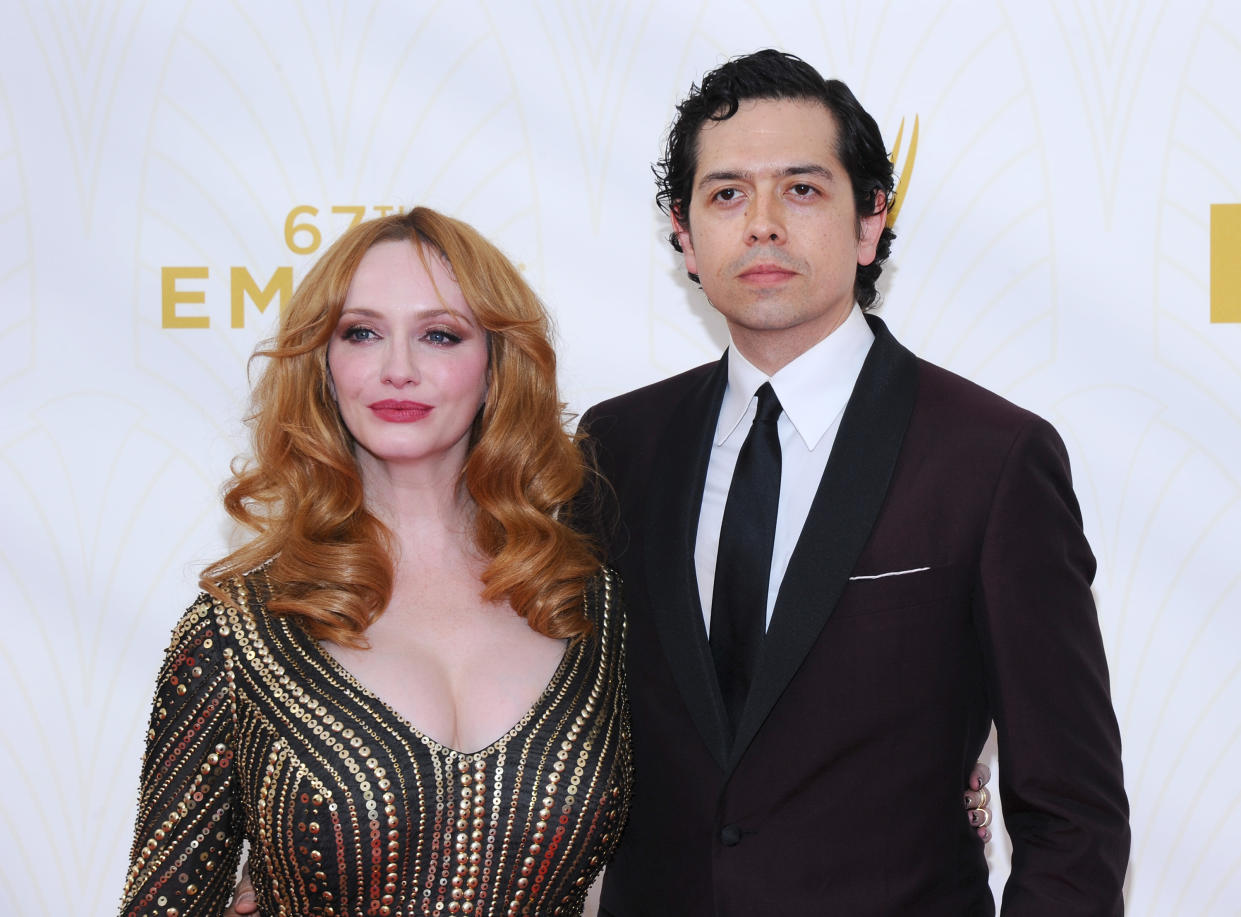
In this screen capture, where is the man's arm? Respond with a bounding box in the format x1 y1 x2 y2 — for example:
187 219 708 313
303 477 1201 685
976 416 1130 915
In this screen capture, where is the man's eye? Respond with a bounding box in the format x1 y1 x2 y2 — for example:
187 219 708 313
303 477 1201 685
714 188 738 202
790 184 816 197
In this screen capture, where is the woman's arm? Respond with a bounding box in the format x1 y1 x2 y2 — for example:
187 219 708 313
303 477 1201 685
119 597 244 917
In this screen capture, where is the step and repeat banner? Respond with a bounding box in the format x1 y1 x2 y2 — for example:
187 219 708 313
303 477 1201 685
2 1 1239 913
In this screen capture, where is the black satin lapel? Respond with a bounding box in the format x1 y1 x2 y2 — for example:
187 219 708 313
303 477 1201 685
641 356 732 771
728 317 920 770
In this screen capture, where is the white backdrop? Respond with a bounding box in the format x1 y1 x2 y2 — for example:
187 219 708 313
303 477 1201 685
2 1 1239 914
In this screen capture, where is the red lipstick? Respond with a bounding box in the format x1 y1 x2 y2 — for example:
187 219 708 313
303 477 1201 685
368 400 432 422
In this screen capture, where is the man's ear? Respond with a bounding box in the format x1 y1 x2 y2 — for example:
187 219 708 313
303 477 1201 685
856 190 887 267
671 207 698 278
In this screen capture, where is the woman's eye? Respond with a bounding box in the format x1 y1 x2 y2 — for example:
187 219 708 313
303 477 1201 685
343 325 377 342
424 328 462 346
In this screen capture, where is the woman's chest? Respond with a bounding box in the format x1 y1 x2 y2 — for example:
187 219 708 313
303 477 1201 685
224 632 631 915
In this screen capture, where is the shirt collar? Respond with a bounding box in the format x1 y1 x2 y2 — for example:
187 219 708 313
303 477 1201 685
717 305 875 449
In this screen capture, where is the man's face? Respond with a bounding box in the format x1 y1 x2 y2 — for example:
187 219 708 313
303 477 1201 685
673 98 885 371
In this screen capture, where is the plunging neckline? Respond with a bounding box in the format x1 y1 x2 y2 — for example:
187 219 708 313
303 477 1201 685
308 630 575 757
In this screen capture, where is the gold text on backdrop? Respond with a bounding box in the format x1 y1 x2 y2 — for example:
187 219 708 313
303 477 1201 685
161 205 403 328
1211 203 1240 323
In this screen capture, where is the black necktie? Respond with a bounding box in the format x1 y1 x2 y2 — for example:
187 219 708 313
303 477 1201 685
710 381 782 733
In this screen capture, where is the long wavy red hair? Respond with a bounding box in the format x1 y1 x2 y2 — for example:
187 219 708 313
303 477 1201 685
202 207 597 645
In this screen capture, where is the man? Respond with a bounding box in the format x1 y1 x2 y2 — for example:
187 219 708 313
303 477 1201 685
580 50 1129 915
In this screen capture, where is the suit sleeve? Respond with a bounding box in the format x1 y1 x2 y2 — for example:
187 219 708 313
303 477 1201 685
974 416 1130 916
119 597 244 917
574 405 625 560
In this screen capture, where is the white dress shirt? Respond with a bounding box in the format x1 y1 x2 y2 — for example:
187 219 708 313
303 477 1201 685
695 305 875 631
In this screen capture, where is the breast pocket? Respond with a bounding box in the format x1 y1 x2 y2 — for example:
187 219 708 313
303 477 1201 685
832 563 966 619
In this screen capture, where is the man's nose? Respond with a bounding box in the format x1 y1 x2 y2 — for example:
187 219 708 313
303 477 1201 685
746 192 786 245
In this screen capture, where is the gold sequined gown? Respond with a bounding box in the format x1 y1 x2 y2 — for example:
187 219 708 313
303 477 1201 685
120 567 631 917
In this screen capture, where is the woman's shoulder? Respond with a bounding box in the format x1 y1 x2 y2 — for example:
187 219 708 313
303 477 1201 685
150 573 272 716
589 563 621 594
215 564 275 617
171 565 274 649
582 564 625 633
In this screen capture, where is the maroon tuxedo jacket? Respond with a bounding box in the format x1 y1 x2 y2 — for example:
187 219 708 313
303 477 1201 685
581 316 1129 916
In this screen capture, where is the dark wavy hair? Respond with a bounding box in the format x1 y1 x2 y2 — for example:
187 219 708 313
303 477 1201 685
654 49 896 309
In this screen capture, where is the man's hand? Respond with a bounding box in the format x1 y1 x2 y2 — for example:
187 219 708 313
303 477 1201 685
964 761 993 843
223 863 257 917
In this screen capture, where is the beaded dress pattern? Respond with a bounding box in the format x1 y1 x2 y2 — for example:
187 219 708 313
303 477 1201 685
120 567 631 917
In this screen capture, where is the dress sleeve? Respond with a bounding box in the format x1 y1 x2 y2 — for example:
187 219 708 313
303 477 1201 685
119 596 244 917
974 417 1130 916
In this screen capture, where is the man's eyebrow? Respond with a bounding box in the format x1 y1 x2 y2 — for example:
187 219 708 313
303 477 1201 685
697 169 751 188
696 164 835 189
781 164 834 181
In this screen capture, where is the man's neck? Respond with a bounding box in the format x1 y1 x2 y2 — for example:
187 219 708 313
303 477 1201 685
727 309 854 375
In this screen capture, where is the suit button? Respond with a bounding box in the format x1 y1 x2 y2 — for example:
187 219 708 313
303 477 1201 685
719 824 742 846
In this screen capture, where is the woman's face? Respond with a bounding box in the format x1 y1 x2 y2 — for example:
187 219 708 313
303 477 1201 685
327 240 489 482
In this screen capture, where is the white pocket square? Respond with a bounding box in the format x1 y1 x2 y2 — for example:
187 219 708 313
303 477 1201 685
848 566 931 581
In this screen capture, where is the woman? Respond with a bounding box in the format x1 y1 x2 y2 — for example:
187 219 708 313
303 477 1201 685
120 207 631 917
